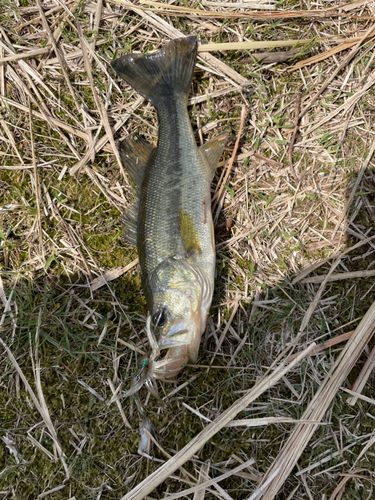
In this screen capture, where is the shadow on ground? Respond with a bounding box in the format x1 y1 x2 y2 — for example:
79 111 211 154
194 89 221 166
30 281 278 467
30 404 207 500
1 165 375 500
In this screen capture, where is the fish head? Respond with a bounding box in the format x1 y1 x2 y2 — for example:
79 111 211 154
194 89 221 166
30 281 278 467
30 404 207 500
149 258 212 370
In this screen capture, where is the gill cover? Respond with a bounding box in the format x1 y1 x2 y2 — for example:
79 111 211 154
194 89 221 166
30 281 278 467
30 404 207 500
149 258 212 363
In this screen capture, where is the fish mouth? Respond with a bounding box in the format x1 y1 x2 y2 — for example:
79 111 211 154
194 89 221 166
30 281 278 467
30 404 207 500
150 317 200 379
124 312 202 400
150 343 189 380
124 342 189 402
123 330 191 400
123 356 161 401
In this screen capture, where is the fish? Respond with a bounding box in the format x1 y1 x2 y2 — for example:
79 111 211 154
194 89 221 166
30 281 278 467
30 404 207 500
111 36 227 391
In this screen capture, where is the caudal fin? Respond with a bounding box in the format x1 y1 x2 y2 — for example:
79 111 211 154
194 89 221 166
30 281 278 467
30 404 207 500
111 37 197 107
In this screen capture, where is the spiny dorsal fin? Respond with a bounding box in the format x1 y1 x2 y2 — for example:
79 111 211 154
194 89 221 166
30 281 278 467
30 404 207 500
119 134 155 246
200 132 228 182
177 209 201 257
119 133 155 188
120 203 138 246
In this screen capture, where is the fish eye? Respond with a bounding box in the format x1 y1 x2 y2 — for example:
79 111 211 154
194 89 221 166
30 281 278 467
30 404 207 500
153 309 167 327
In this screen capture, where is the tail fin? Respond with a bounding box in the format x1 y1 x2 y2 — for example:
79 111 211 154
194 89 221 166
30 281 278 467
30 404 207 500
111 37 197 107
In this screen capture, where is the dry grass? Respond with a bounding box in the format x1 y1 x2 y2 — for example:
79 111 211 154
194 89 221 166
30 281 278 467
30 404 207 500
1 0 375 499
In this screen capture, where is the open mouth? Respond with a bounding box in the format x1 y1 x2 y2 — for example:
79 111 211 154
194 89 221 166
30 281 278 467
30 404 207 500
150 343 189 380
123 315 193 402
123 357 161 401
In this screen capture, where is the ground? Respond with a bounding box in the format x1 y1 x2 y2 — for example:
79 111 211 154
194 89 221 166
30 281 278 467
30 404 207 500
1 0 375 499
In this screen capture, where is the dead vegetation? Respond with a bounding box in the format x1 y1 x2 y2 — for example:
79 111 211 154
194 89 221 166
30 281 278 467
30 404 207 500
1 0 375 499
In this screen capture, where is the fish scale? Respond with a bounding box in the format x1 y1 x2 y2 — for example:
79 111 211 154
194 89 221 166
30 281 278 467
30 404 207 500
112 36 227 389
139 97 210 296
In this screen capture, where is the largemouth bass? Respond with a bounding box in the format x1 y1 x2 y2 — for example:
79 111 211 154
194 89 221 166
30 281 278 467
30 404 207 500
111 37 226 388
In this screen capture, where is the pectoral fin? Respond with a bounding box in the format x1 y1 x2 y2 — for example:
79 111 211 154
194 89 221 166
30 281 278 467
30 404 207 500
200 132 228 182
177 209 201 257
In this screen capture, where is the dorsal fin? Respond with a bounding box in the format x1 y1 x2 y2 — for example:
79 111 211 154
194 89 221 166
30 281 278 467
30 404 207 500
119 134 155 246
200 132 228 182
120 205 138 246
119 133 155 187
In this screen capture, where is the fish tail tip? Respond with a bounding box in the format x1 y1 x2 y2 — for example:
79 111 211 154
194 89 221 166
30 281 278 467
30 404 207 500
111 37 198 106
